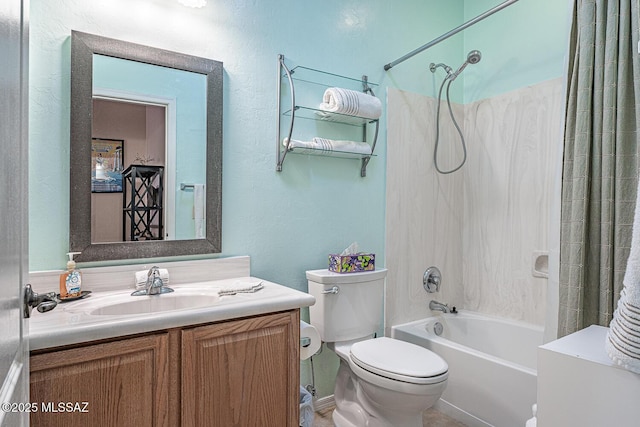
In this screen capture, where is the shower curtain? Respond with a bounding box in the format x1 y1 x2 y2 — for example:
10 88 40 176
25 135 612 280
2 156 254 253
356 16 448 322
558 0 640 337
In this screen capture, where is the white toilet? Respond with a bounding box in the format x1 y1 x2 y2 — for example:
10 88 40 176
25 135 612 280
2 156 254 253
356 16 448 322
307 268 448 427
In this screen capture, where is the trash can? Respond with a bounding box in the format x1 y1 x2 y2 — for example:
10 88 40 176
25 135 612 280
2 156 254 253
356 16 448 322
299 386 314 427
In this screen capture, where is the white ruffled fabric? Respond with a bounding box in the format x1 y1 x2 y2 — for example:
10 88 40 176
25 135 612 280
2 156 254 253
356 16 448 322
606 178 640 373
319 87 382 120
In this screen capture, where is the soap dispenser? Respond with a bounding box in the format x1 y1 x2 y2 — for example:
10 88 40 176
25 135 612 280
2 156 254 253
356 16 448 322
59 252 82 299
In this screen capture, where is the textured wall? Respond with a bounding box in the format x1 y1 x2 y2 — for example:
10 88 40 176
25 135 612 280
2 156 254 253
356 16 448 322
385 0 571 332
385 88 465 331
28 0 465 275
462 0 573 103
462 78 563 324
386 78 563 327
28 0 572 399
28 0 465 399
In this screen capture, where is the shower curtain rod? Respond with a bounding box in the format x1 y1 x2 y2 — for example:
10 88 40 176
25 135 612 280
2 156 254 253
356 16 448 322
383 0 520 71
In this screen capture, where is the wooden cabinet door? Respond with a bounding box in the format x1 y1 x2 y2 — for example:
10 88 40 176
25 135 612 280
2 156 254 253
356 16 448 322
182 311 300 427
30 333 169 427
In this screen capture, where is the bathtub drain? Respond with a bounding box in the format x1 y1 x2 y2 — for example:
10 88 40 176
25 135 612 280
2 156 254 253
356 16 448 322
434 322 443 336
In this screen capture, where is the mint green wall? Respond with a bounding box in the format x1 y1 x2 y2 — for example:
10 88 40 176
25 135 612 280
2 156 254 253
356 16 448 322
28 0 572 279
462 0 573 103
29 0 571 398
29 0 464 279
29 1 463 398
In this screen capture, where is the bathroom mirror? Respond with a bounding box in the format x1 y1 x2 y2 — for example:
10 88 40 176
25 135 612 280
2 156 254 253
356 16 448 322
69 31 223 262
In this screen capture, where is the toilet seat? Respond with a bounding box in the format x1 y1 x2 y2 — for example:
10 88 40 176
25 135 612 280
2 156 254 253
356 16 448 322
350 337 448 385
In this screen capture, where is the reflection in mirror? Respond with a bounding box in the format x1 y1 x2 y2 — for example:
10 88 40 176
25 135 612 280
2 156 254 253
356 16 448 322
70 31 223 262
91 98 166 243
90 53 208 243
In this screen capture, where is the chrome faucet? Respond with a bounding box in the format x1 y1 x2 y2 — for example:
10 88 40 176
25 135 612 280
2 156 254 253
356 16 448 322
146 266 166 295
131 266 174 296
429 300 450 313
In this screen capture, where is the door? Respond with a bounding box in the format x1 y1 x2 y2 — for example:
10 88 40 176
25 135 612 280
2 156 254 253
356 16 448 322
0 0 29 426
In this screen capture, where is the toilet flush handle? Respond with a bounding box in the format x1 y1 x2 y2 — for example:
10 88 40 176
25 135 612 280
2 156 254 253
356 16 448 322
321 286 340 295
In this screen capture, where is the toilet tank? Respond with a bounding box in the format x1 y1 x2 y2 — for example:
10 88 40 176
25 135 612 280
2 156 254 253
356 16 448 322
306 268 387 343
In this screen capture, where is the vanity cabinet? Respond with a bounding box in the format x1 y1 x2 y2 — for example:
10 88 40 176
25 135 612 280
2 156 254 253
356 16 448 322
30 333 170 427
182 311 299 426
30 310 300 427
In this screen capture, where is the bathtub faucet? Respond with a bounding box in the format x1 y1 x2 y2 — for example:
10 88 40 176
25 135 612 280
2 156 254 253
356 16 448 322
429 300 450 313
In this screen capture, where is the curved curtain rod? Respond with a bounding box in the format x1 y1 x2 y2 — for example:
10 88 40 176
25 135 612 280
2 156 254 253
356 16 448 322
383 0 520 71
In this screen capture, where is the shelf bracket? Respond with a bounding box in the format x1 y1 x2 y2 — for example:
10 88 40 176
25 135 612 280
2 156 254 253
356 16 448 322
360 119 379 177
360 75 376 177
276 54 295 172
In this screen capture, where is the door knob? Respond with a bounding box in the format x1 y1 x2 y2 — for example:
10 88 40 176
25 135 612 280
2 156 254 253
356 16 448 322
24 284 58 319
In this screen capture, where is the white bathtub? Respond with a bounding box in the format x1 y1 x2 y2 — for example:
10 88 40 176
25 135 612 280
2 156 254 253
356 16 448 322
391 311 543 427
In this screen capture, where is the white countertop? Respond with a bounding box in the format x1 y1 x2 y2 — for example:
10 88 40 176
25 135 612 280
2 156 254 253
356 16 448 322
29 276 315 351
539 324 613 366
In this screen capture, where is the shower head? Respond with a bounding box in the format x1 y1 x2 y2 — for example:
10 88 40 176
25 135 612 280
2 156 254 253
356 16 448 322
450 50 482 80
467 50 482 64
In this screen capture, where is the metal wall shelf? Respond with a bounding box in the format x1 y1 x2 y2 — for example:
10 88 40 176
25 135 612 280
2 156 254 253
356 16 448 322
122 164 164 241
276 54 380 177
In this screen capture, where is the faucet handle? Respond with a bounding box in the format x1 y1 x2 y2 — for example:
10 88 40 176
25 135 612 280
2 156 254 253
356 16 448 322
423 266 442 293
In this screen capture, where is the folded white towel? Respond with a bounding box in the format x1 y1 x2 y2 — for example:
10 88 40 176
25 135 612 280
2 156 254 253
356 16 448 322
623 199 640 307
283 137 372 156
606 293 640 373
193 184 205 239
607 178 640 372
218 280 264 296
319 87 382 120
134 268 170 290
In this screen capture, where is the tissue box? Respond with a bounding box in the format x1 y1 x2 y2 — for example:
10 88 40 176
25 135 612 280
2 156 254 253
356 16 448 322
328 253 375 273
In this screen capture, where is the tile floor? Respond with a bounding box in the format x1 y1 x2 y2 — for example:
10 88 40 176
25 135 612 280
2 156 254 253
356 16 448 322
312 405 466 427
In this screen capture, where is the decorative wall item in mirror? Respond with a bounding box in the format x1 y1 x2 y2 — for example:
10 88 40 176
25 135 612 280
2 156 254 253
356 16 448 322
91 138 124 193
70 31 223 262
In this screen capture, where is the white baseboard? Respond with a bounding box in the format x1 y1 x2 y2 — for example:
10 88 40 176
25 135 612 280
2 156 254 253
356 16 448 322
313 394 335 412
435 399 490 427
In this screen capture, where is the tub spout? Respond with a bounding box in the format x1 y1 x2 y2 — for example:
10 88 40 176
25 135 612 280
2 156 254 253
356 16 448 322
429 300 450 313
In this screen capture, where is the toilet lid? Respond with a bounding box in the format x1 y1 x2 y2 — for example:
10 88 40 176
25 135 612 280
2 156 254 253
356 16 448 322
350 337 448 383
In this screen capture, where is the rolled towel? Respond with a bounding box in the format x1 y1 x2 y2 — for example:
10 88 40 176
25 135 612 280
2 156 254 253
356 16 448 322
312 137 372 155
283 137 372 156
319 87 382 120
134 268 170 290
283 138 315 151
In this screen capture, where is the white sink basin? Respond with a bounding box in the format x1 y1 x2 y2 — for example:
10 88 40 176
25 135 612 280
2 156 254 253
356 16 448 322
65 288 222 316
89 293 221 316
